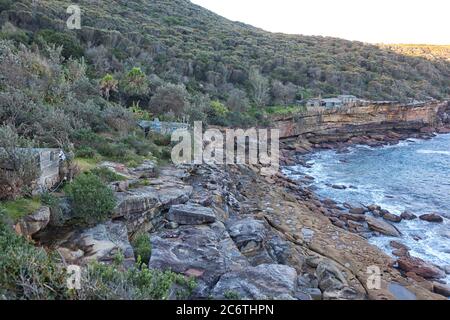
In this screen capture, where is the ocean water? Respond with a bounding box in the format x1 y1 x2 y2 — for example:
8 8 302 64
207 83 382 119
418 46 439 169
283 134 450 284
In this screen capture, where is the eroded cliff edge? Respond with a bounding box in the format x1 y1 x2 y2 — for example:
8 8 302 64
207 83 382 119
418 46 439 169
275 101 450 143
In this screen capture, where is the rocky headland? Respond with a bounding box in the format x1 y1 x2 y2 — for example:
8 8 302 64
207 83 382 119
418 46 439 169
13 101 450 300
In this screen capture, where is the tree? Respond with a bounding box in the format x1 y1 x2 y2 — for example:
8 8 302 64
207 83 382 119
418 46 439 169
249 68 269 107
271 80 298 106
226 88 249 112
148 84 190 117
121 67 149 97
99 74 118 100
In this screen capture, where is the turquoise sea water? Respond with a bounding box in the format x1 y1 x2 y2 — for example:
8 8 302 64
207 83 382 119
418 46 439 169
284 134 450 284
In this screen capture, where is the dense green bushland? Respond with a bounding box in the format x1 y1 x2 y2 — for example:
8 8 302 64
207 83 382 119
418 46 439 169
1 0 449 109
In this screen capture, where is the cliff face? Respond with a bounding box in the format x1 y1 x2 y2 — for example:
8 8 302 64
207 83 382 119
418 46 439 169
275 101 450 142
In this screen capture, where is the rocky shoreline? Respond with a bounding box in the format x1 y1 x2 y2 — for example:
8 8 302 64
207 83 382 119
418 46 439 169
277 127 450 298
11 118 450 300
15 156 448 300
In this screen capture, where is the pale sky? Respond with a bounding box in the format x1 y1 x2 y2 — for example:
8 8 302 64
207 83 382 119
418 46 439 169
191 0 450 44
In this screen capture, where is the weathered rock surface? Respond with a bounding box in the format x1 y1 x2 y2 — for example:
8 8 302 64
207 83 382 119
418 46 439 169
57 221 135 267
148 222 249 294
383 212 402 223
366 216 401 237
114 175 193 233
419 213 444 223
400 211 417 220
211 264 299 300
168 203 216 225
432 282 450 297
14 206 50 237
397 256 446 279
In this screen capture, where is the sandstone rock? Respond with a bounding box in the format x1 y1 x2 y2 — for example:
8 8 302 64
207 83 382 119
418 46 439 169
332 185 347 190
15 206 50 237
383 212 402 223
316 260 347 292
316 260 364 300
400 211 417 220
114 180 193 233
366 216 401 237
347 220 366 233
390 241 410 251
227 218 267 254
131 160 157 178
98 161 132 179
58 221 135 267
349 207 367 215
419 213 444 223
211 264 299 300
56 247 84 264
168 203 216 225
397 256 446 279
340 213 366 222
149 222 249 292
432 282 450 297
368 204 381 212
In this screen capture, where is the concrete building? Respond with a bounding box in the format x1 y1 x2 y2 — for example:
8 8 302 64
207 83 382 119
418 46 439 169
0 148 63 191
321 98 343 108
338 95 358 105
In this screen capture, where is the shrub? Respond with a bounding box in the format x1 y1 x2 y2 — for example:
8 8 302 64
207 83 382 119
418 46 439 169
121 67 149 98
35 29 84 59
0 215 69 299
148 83 190 117
0 125 39 200
77 262 196 300
64 173 116 225
132 232 152 265
90 167 126 183
75 146 99 159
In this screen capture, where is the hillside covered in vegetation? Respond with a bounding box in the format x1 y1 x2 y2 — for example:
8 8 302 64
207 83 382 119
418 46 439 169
0 0 449 115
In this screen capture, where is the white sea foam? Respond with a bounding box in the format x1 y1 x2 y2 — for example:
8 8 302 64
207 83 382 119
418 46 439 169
417 149 450 156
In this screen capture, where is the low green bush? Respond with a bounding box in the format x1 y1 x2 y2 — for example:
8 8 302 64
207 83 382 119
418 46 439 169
0 214 69 299
64 173 116 226
90 167 126 183
132 232 152 265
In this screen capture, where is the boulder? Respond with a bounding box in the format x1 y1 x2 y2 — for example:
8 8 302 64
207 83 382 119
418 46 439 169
57 221 135 267
130 160 157 178
316 260 347 292
316 260 364 300
383 213 402 223
211 264 299 300
227 218 267 254
366 216 401 237
400 211 417 220
168 203 216 225
349 207 367 215
397 256 446 279
15 206 50 237
114 181 192 233
340 213 366 222
419 213 444 223
433 282 450 297
149 222 249 292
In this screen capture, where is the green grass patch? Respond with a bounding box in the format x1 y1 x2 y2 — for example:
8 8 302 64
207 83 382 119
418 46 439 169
74 157 100 172
0 197 42 221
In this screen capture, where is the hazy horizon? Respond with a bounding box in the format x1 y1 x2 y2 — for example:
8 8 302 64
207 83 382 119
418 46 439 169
191 0 450 45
